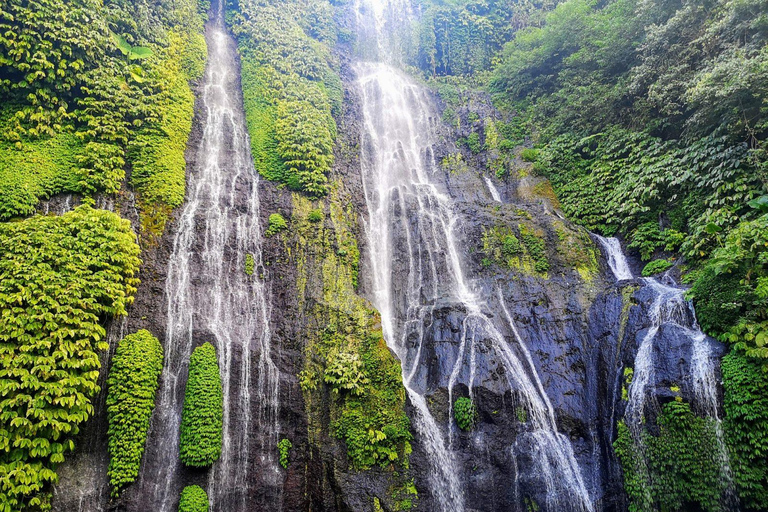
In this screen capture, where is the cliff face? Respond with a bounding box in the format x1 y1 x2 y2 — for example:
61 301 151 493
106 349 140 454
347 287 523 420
50 2 727 512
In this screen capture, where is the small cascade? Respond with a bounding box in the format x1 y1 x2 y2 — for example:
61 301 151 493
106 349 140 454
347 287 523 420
139 1 278 510
594 235 633 281
484 176 502 202
595 236 735 502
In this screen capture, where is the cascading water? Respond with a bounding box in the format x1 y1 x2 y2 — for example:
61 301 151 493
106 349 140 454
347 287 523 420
595 236 735 503
355 2 593 510
138 2 279 510
484 176 502 203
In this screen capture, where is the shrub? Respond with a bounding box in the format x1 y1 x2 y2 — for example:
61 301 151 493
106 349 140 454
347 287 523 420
464 132 482 154
179 485 209 512
454 397 477 431
179 343 223 467
265 213 288 237
502 234 521 256
244 253 255 275
520 148 539 162
641 259 673 277
106 330 164 496
0 206 141 510
324 350 369 396
307 209 323 223
278 438 292 469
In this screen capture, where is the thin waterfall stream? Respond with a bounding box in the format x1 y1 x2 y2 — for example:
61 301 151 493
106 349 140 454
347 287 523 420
138 1 279 510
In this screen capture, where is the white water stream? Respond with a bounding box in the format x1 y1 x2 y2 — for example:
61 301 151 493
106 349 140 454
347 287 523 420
355 2 593 509
140 1 279 510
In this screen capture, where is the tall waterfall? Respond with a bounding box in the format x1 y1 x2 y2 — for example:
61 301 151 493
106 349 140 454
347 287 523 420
355 2 593 510
138 1 279 510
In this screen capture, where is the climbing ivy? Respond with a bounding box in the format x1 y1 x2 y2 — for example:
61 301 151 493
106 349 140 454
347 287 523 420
278 438 292 469
614 401 723 512
0 206 141 510
722 350 768 510
179 343 223 467
178 485 209 512
106 330 164 496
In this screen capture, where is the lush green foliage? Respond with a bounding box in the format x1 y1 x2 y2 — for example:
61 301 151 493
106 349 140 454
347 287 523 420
722 350 768 510
278 438 292 469
229 0 339 196
488 0 768 267
178 485 209 512
307 209 324 223
614 401 723 512
0 0 206 229
106 329 163 496
641 259 673 277
453 397 477 431
0 206 140 510
244 253 255 275
179 343 223 467
265 213 288 237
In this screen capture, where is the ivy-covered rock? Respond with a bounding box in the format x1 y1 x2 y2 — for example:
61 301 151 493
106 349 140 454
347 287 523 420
0 206 141 510
178 485 209 512
106 329 164 496
179 343 223 467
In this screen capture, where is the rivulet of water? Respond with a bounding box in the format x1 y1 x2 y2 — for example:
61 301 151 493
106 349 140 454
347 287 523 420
138 1 279 510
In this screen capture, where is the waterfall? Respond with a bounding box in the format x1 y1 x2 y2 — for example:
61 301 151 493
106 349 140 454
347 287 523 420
595 236 735 501
139 1 279 510
354 3 594 506
484 176 502 202
594 235 633 281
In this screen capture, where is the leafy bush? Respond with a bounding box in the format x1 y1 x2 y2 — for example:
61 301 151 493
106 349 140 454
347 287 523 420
454 397 477 431
641 259 673 277
179 343 223 467
179 485 209 512
0 206 141 510
463 132 482 154
324 350 369 396
244 253 255 276
520 224 549 274
106 330 163 496
502 234 521 256
308 209 323 223
722 350 768 510
278 438 292 469
265 213 288 237
520 148 538 162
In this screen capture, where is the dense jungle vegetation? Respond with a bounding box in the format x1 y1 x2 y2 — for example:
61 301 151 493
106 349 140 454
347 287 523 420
1 0 768 510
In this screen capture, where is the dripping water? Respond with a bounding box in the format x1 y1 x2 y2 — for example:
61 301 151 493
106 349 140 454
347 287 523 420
484 176 502 203
139 1 279 510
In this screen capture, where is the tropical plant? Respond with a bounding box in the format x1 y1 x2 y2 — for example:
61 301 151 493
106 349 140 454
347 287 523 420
454 397 477 431
179 485 209 512
179 343 223 467
106 330 164 496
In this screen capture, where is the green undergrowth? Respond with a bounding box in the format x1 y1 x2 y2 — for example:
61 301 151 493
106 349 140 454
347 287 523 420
291 184 413 477
722 350 768 509
0 0 206 233
0 206 141 510
178 485 209 512
453 397 477 431
228 0 339 196
106 329 163 496
614 400 723 512
179 342 223 467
